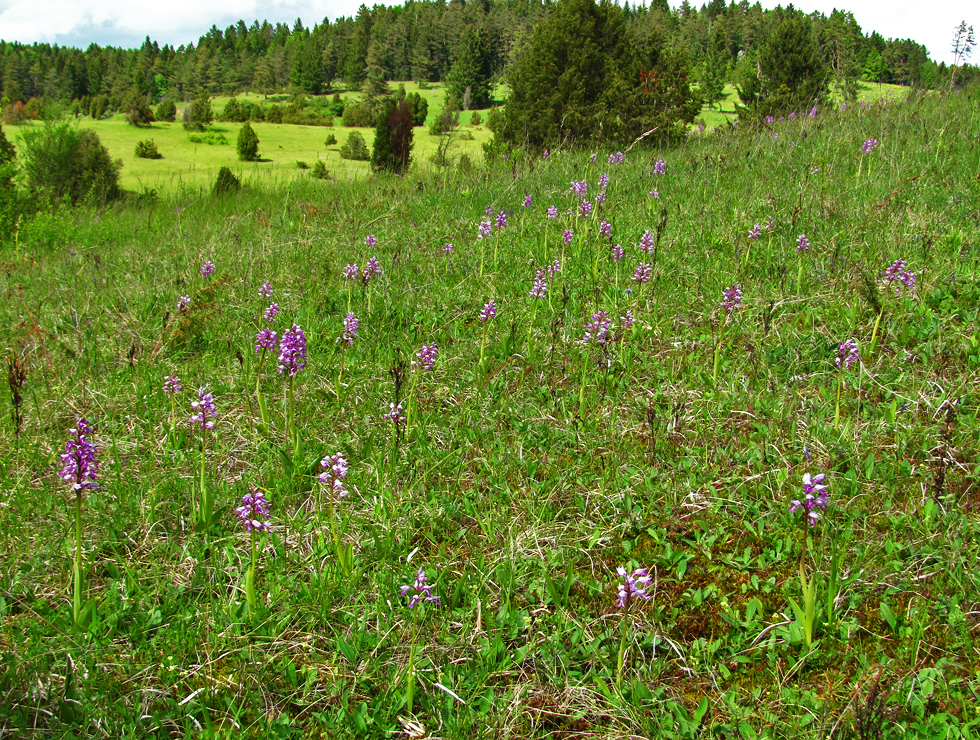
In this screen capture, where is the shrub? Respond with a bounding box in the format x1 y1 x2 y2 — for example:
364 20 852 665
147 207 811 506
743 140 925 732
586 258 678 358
325 133 338 146
134 139 162 159
311 161 330 179
122 89 154 126
183 94 213 132
342 102 375 128
236 122 260 161
212 166 241 196
296 161 309 169
265 105 283 124
155 99 177 122
188 132 229 145
220 98 248 123
470 111 483 126
20 120 122 204
339 131 370 161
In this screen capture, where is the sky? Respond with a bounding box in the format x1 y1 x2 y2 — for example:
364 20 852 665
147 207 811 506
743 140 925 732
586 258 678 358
0 0 974 65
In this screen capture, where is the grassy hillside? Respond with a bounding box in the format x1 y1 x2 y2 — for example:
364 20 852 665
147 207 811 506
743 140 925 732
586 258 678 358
2 85 979 738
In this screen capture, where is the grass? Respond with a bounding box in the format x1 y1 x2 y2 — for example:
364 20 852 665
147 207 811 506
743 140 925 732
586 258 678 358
2 84 980 738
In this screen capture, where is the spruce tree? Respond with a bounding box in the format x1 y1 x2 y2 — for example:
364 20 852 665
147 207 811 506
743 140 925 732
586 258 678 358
446 26 493 110
371 98 413 174
237 122 260 161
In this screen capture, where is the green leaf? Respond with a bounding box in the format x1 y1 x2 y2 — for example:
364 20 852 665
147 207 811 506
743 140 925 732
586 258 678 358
338 637 358 666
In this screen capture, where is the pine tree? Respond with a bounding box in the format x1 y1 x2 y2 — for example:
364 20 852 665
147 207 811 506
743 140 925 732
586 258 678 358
446 26 493 109
371 98 413 174
237 122 260 161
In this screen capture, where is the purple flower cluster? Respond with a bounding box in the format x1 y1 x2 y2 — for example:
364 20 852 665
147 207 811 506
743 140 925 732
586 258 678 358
562 229 574 245
337 312 359 346
258 281 273 298
809 105 818 118
255 327 278 353
529 269 548 300
720 284 743 315
616 566 652 609
278 324 307 377
884 259 916 294
578 200 592 218
837 338 859 370
319 453 349 498
546 205 558 220
442 243 454 255
639 230 655 254
594 191 606 206
365 235 377 247
653 159 666 175
163 374 182 395
611 244 625 261
60 418 99 493
264 303 280 323
236 488 271 532
648 188 659 199
582 311 612 346
401 567 440 609
571 180 588 199
598 173 610 190
382 401 405 427
495 211 508 229
789 473 828 526
480 300 496 322
477 220 492 239
412 344 438 371
796 234 810 253
523 194 532 208
600 221 612 238
766 215 775 231
177 295 191 313
748 224 761 240
362 257 382 284
200 260 215 277
190 387 217 431
608 151 624 164
632 262 652 284
543 149 550 160
620 309 635 329
861 138 880 155
343 263 359 281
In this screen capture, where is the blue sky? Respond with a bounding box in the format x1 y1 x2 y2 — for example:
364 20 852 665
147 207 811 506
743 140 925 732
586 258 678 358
0 0 973 64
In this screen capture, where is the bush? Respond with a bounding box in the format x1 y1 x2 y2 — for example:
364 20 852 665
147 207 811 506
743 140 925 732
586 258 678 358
342 102 375 128
325 133 338 146
296 161 309 169
20 120 122 204
122 89 154 126
188 132 229 145
155 99 177 122
311 161 330 179
134 139 162 159
212 166 241 196
470 111 483 126
220 98 248 123
183 94 213 132
265 105 283 124
339 131 370 161
236 122 260 161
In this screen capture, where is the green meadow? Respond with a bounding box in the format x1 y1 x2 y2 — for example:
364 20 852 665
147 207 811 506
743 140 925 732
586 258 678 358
2 85 979 738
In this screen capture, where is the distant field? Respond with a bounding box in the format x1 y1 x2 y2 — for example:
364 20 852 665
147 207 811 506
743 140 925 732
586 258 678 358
8 81 497 193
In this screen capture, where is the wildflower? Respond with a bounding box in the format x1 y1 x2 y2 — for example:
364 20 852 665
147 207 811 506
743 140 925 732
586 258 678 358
522 194 532 208
548 258 562 275
362 257 382 284
837 338 859 370
600 221 612 238
719 283 743 315
236 488 271 532
562 229 574 245
529 270 548 299
546 205 558 220
765 116 775 124
177 295 191 313
611 244 625 261
199 260 215 277
608 151 624 164
571 180 588 198
343 263 359 281
318 452 349 498
809 105 818 118
620 309 634 329
589 153 597 163
278 324 307 377
382 401 405 427
766 215 775 231
789 112 797 120
884 259 916 294
60 418 99 493
598 173 610 190
789 473 828 526
749 224 761 240
365 235 377 247
649 188 659 199
189 387 217 430
401 566 440 609
594 191 606 206
480 300 496 322
811 166 820 174
615 566 652 609
632 263 652 284
264 303 280 323
796 234 810 253
163 374 182 395
443 243 454 255
337 312 359 345
485 204 493 217
495 211 508 229
861 138 880 154
582 311 612 346
653 159 666 175
698 123 706 132
840 102 847 112
255 327 278 353
578 200 592 218
543 149 550 160
412 344 438 371
477 220 492 239
258 281 274 298
639 230 655 254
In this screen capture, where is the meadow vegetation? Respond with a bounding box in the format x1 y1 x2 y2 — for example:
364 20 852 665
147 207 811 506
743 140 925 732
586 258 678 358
0 86 979 738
